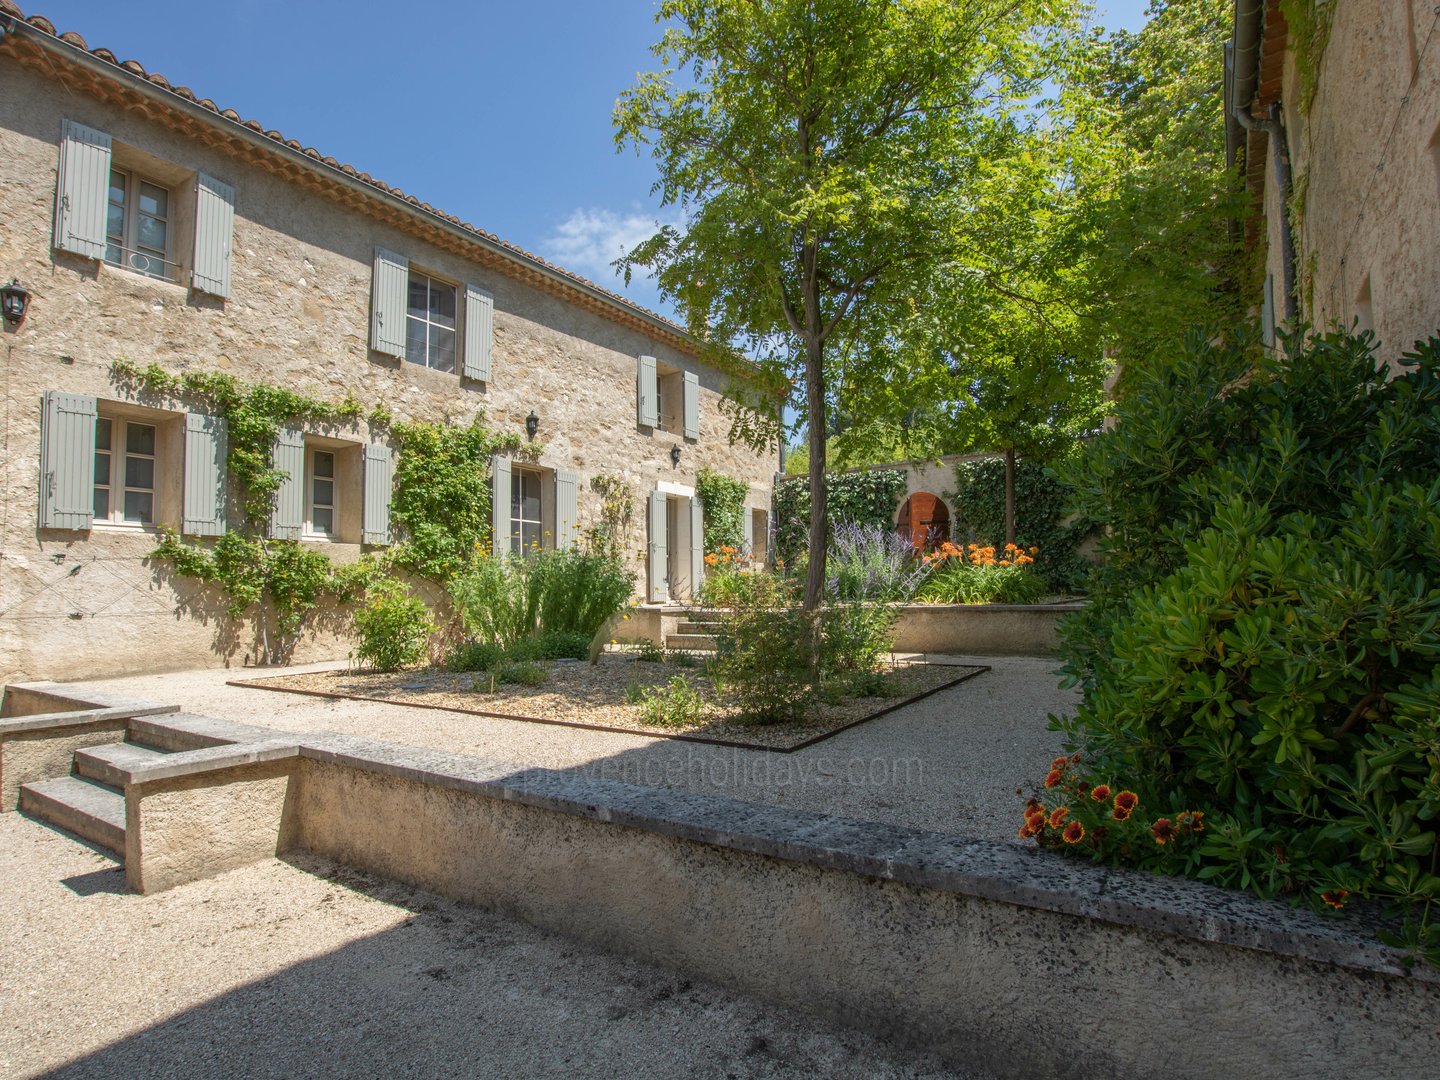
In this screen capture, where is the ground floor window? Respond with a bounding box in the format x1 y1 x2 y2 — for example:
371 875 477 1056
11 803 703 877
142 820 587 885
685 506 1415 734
306 448 336 537
93 416 156 526
510 467 543 553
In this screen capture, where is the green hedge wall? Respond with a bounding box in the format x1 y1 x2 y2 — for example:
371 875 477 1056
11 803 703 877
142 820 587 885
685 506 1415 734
951 458 1093 592
774 469 907 564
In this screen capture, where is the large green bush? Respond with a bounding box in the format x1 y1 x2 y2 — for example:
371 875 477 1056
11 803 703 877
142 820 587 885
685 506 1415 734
448 548 633 648
951 458 1092 592
1052 329 1440 963
352 579 434 672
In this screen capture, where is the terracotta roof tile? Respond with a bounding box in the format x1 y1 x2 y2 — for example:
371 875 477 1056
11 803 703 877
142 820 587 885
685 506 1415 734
0 3 694 346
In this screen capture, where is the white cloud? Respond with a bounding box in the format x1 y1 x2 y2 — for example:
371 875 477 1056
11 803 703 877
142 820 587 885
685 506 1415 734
541 207 681 287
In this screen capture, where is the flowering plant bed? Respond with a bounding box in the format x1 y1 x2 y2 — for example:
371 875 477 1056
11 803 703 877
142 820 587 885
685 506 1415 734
231 653 987 752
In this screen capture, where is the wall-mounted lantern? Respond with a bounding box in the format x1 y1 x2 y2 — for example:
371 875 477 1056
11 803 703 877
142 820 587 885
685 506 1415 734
525 410 539 440
0 279 31 328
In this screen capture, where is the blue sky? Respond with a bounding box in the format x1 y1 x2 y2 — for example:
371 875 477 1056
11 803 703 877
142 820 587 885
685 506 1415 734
38 1 1153 320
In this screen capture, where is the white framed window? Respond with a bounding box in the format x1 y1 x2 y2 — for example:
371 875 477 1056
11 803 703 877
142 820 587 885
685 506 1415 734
305 448 337 538
405 271 458 372
93 416 157 526
510 467 543 554
106 167 176 283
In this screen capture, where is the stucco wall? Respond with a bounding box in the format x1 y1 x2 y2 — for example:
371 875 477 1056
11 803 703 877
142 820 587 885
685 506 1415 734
0 57 776 681
1260 3 1440 363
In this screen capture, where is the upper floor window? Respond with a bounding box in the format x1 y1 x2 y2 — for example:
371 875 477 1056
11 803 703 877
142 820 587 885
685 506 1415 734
93 416 157 526
406 272 457 373
106 168 175 283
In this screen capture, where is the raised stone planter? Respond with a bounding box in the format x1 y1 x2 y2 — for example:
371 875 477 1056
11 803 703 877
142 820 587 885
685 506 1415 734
891 601 1083 657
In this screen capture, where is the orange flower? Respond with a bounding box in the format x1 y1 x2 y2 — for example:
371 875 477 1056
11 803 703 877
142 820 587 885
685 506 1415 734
1320 889 1349 910
1051 756 1069 770
1024 798 1043 815
1090 784 1111 802
1178 810 1206 834
1048 806 1069 828
1019 820 1041 840
1112 805 1133 821
1151 818 1177 845
1113 790 1138 813
1070 753 1082 764
1029 546 1039 554
1062 821 1085 844
704 553 719 566
1044 769 1064 789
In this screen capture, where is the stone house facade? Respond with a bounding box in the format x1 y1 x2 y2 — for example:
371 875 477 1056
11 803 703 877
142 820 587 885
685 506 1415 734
1225 1 1440 364
0 6 778 682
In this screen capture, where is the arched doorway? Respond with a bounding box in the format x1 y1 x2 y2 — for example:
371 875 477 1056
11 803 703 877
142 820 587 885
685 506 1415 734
896 492 950 551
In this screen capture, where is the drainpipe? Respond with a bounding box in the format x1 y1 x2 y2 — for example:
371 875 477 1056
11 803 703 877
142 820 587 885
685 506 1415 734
1233 103 1299 323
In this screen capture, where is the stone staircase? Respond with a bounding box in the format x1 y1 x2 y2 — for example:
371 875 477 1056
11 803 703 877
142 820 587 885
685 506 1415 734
14 710 263 860
664 611 723 653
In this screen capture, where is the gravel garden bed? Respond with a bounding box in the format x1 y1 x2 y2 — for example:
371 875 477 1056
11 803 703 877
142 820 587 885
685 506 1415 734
232 653 988 751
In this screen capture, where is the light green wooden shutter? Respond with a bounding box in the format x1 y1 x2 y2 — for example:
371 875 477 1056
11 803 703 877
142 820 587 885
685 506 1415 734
742 505 754 555
54 120 112 259
637 355 658 428
463 284 494 382
363 443 393 545
370 248 408 357
491 455 512 558
269 427 304 540
192 173 236 298
182 412 227 536
647 489 667 602
554 468 578 550
38 391 96 530
682 371 700 440
689 496 705 600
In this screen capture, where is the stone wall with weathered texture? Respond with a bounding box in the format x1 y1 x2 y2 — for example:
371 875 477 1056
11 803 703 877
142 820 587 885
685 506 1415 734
1259 2 1440 363
0 57 777 681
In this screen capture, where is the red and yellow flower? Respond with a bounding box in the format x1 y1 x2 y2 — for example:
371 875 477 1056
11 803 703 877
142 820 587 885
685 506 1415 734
1062 821 1085 845
1090 784 1111 802
1150 818 1177 845
1320 889 1349 911
1048 806 1069 828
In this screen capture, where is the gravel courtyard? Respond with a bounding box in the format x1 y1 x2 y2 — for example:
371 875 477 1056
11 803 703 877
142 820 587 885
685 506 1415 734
0 813 989 1079
58 653 1073 841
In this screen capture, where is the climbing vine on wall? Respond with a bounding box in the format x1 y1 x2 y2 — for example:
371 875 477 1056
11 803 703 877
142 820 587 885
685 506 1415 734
1279 0 1335 115
951 458 1094 592
585 473 634 561
110 359 530 663
695 467 748 554
387 418 531 581
773 469 906 564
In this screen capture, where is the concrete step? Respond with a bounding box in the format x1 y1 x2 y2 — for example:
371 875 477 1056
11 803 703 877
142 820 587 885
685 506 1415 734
666 633 718 652
128 713 240 752
73 741 170 787
676 620 722 635
19 775 125 856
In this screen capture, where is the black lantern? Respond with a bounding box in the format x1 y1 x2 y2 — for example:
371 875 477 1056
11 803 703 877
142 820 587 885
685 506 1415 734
525 410 539 440
0 279 30 327
670 444 682 468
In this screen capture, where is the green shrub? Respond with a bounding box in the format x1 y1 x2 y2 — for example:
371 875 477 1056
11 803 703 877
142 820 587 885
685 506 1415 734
1053 329 1440 964
444 640 504 673
506 630 592 661
696 467 749 554
711 572 813 723
636 675 708 727
818 602 897 676
351 579 434 672
448 549 633 647
497 660 547 687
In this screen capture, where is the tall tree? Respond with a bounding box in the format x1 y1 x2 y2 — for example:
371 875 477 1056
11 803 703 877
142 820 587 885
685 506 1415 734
615 0 1071 667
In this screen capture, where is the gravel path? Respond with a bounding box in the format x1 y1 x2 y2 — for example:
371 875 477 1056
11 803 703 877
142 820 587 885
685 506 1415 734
0 813 988 1080
57 653 1073 841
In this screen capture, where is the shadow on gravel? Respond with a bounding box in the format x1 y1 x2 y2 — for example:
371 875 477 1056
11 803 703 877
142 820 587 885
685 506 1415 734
38 853 967 1080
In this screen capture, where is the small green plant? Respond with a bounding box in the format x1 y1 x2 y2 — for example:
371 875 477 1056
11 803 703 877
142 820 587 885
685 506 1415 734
352 579 434 672
711 572 813 723
623 679 646 705
444 640 504 673
632 640 667 663
496 660 546 688
636 675 707 727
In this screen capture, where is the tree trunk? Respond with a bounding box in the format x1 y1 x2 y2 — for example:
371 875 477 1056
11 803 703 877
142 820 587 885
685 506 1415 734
801 247 827 681
1004 447 1017 547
